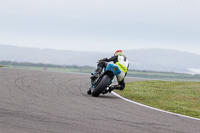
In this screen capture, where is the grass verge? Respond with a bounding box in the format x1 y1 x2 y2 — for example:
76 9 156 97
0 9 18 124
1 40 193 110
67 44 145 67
127 70 200 81
115 80 200 119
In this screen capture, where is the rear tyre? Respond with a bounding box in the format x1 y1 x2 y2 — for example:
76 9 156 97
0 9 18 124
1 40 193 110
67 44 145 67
92 75 110 97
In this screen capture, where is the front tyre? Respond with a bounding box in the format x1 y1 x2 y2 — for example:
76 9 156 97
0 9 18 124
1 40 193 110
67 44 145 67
92 75 110 97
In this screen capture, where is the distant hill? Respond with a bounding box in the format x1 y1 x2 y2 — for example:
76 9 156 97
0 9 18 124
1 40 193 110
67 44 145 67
0 45 200 73
125 49 200 73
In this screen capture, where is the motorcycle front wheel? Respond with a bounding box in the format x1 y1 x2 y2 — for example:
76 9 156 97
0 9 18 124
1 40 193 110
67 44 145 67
92 75 110 97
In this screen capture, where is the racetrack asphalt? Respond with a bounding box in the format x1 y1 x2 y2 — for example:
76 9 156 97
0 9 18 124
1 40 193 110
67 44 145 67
0 68 200 133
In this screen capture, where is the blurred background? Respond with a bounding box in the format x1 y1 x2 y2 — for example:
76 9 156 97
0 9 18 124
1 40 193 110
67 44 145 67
0 0 200 75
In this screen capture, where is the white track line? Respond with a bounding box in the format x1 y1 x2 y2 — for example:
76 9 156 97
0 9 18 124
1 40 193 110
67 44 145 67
112 91 200 121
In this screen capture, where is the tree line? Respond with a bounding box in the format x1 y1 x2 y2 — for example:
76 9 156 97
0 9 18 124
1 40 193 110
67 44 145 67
0 61 94 69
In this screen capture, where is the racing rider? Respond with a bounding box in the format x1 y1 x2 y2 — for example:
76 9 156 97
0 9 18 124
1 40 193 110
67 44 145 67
87 50 129 94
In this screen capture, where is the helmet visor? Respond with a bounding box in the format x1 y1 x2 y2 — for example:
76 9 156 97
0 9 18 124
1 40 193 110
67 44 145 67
115 52 123 56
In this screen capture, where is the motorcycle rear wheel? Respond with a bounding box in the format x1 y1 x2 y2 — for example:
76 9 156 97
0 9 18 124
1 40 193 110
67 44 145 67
92 75 110 97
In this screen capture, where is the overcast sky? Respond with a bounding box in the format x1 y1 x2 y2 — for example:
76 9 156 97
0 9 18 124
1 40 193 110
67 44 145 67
0 0 200 54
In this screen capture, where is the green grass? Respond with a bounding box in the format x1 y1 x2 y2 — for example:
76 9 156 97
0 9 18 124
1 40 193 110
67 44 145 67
127 70 200 82
115 80 200 119
0 65 3 67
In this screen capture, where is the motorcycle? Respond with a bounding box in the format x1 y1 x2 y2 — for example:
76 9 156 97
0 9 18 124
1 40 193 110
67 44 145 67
89 62 121 97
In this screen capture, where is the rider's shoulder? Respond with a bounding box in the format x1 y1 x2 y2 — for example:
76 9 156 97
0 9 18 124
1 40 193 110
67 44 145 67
118 55 128 59
117 55 129 62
